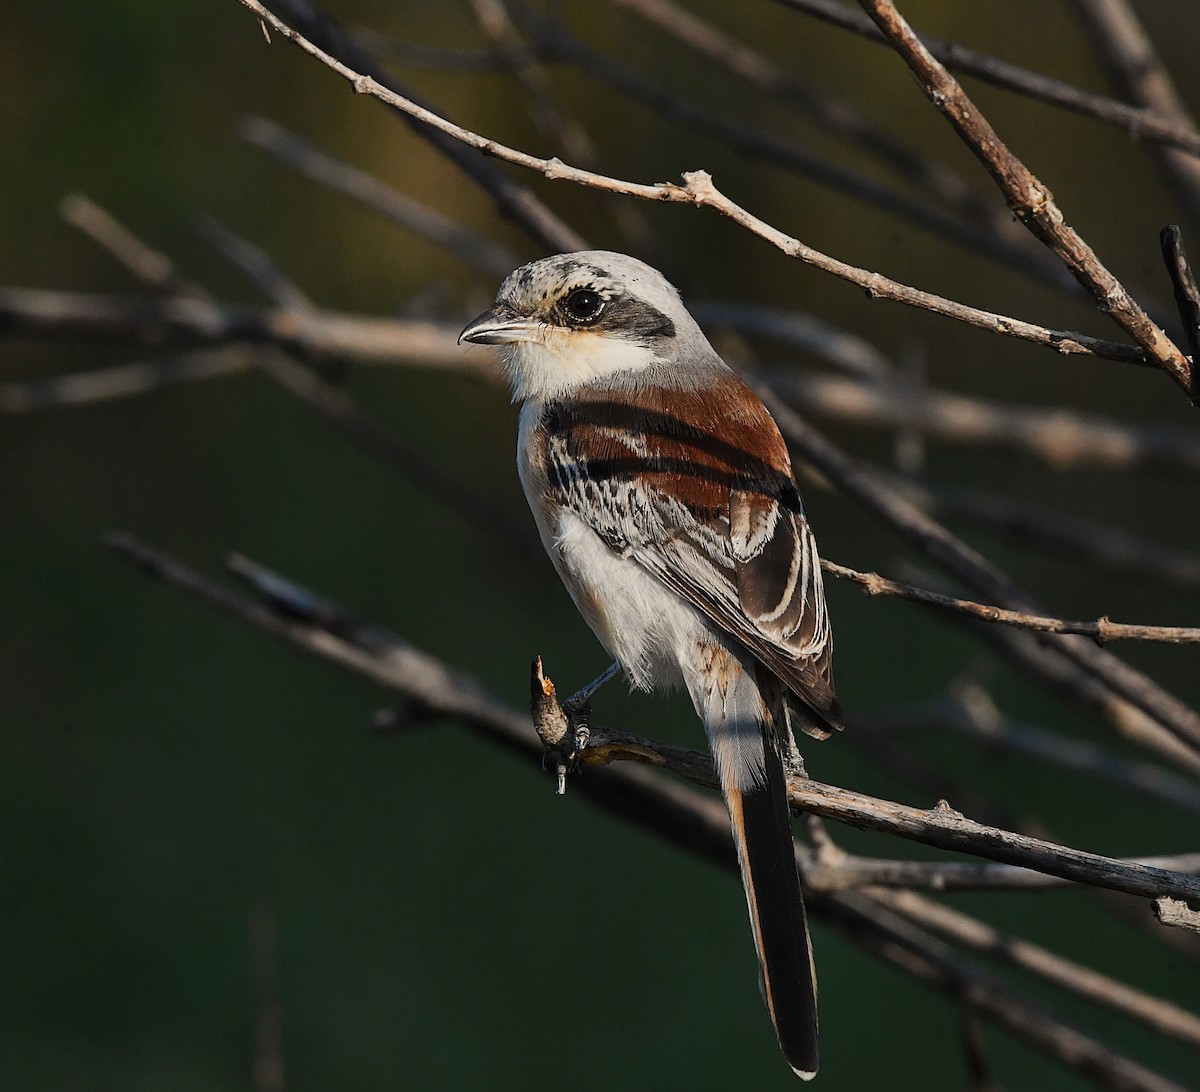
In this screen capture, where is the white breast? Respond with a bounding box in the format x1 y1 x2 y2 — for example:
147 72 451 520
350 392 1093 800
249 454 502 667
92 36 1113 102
517 398 710 692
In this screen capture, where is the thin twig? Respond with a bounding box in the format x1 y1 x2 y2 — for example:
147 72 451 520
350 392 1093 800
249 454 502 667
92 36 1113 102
193 214 313 311
105 531 1198 1091
905 479 1200 595
957 1006 1003 1092
0 345 257 413
802 851 1200 895
755 386 1200 763
254 352 538 555
692 300 894 380
829 893 1192 1092
232 0 1156 371
863 686 1200 819
773 368 1200 473
238 116 520 279
872 887 1200 1050
776 0 1200 160
966 614 1200 780
1161 224 1200 371
60 193 210 298
264 0 587 252
104 532 1200 906
856 0 1193 398
248 892 287 1092
0 289 486 373
350 31 509 73
466 0 671 268
468 0 594 166
511 1 1075 292
1071 0 1200 234
604 0 1011 236
821 558 1200 644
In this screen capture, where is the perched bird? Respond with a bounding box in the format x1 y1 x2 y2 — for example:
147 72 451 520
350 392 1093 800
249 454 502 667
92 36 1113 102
460 251 841 1079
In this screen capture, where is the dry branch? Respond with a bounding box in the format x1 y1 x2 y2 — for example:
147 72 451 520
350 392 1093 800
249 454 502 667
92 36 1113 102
1072 0 1200 234
871 887 1200 1049
0 288 483 372
857 0 1193 397
105 530 1200 907
238 116 521 278
775 369 1200 473
821 559 1200 644
908 481 1200 595
863 687 1200 818
233 0 1160 372
6 273 1196 759
265 0 587 253
825 893 1193 1092
101 533 1200 1091
61 193 210 298
776 0 1200 159
756 388 1200 761
605 0 1010 233
512 1 1074 292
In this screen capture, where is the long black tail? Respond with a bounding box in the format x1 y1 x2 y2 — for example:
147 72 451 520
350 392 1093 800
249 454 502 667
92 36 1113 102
704 660 819 1079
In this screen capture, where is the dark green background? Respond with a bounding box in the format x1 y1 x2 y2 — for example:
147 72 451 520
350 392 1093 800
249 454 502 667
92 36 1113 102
4 1 1198 1089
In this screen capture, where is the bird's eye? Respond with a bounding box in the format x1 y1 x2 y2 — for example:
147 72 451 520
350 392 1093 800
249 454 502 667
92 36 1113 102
562 288 604 324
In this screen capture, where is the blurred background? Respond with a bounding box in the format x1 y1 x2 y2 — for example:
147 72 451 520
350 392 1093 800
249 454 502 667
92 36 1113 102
3 1 1199 1088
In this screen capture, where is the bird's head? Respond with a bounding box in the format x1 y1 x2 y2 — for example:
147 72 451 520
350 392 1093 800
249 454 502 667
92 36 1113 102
459 251 714 401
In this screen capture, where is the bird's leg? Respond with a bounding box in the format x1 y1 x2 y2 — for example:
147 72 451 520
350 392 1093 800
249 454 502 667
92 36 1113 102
561 661 622 769
562 660 622 719
530 658 624 794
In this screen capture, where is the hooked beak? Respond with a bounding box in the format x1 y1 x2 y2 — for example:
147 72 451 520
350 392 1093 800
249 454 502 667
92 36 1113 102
458 303 543 345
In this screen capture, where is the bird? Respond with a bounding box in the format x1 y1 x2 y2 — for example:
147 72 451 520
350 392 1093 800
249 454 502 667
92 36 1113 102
459 251 841 1079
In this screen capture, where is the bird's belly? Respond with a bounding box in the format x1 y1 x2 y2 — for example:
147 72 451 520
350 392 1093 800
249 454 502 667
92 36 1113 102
539 508 709 692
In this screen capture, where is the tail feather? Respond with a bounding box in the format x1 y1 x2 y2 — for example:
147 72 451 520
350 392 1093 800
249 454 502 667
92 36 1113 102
691 651 819 1079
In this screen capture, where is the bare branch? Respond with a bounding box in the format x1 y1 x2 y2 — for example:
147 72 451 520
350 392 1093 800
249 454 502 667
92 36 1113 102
349 31 509 73
756 386 1200 762
238 116 521 279
970 619 1200 780
1071 0 1200 234
693 300 894 380
105 531 1199 1091
821 558 1200 644
263 0 587 252
104 531 1200 907
604 0 1011 234
864 686 1200 819
0 345 256 414
872 887 1200 1050
776 0 1200 160
60 193 209 298
10 278 1193 758
857 0 1193 397
467 0 595 166
905 480 1200 595
193 214 313 311
512 2 1076 292
1161 224 1200 371
254 352 537 555
803 851 1200 895
232 0 1157 371
0 288 483 373
775 368 1200 474
826 893 1194 1092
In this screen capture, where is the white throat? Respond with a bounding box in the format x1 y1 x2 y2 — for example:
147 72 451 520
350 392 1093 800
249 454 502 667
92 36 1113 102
501 328 659 402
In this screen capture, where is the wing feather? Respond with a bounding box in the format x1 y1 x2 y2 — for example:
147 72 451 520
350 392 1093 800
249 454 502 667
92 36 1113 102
542 380 842 735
